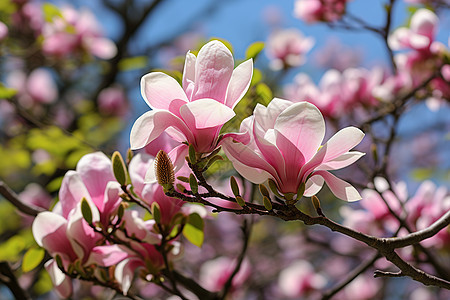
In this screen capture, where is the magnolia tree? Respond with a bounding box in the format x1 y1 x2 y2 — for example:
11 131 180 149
0 0 449 299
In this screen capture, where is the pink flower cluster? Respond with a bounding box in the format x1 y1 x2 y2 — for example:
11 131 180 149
387 8 449 110
294 0 351 23
284 67 386 118
41 6 117 59
31 152 199 297
266 28 314 70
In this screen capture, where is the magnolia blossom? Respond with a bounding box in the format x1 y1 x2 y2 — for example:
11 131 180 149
284 67 386 118
130 40 253 177
0 21 7 41
199 256 251 293
388 9 439 53
266 28 314 70
278 260 327 298
98 85 128 116
222 98 364 201
7 68 58 108
32 152 127 297
294 0 350 23
42 6 117 59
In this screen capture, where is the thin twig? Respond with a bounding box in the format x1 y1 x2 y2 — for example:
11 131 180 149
0 181 45 217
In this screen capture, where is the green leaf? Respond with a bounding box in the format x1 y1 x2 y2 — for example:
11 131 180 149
245 41 264 60
112 151 128 185
256 83 273 105
230 176 240 197
188 144 196 164
182 213 204 247
81 198 92 224
46 176 64 193
22 247 45 273
0 84 17 98
151 202 161 224
263 196 272 211
42 3 63 23
189 174 198 194
118 56 148 71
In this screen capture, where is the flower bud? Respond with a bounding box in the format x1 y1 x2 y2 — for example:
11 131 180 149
155 150 175 191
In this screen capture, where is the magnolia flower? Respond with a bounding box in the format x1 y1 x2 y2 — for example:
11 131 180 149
266 28 314 70
278 260 327 298
294 0 350 23
32 152 127 297
0 21 7 41
130 40 253 177
388 9 439 52
222 98 365 202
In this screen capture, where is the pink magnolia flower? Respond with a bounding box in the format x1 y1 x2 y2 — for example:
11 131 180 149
32 152 127 297
223 98 364 201
388 9 439 53
199 256 251 293
314 38 362 71
0 21 7 41
42 6 117 59
130 40 253 173
97 85 128 116
266 28 314 70
294 0 350 23
7 68 58 108
277 260 327 298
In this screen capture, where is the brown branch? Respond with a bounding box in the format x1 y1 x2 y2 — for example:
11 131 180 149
322 253 380 300
0 261 31 300
0 181 45 217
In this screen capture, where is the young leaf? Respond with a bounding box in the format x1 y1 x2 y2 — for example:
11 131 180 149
151 202 161 224
245 41 265 60
230 176 240 197
112 151 128 186
182 213 204 247
189 174 198 194
22 247 45 273
81 198 92 224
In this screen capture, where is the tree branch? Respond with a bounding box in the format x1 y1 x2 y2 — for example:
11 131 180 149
0 181 45 217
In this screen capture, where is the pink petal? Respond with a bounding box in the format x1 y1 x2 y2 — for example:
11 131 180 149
115 258 143 295
180 98 235 129
87 245 129 267
140 72 188 110
192 40 234 102
59 171 91 218
182 52 197 99
45 260 73 299
315 151 365 171
222 140 277 183
86 37 117 59
254 98 293 131
76 152 115 209
100 181 122 221
130 110 193 150
274 101 325 161
303 175 325 197
410 9 438 39
314 170 362 201
224 58 253 109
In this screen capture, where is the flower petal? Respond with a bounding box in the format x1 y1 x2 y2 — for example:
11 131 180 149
303 175 325 197
45 260 73 299
274 101 325 161
130 110 192 150
140 72 188 110
87 245 129 267
224 58 253 109
315 151 365 171
76 152 115 209
222 140 277 183
254 98 293 131
179 98 235 129
59 171 91 219
314 170 362 201
192 40 234 102
182 52 197 99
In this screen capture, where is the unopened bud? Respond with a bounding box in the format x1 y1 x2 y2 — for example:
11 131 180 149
263 196 272 211
189 174 198 194
312 195 324 216
236 195 246 207
259 184 270 198
189 144 197 164
230 176 240 197
296 182 305 201
155 150 175 190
